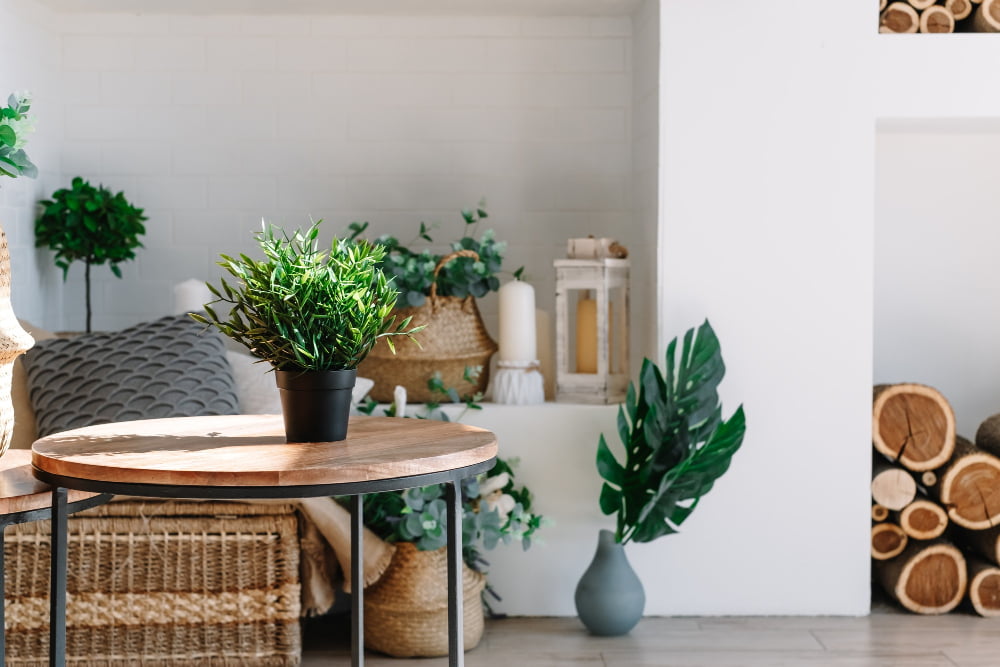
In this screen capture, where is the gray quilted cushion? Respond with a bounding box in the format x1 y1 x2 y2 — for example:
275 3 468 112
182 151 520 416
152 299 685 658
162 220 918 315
22 314 240 438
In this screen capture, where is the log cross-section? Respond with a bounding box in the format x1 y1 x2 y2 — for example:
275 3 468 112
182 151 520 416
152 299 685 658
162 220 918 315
920 6 956 33
872 461 917 510
880 2 920 32
872 523 908 561
967 557 1000 617
946 0 975 20
874 540 967 614
898 499 948 540
872 384 955 471
935 436 1000 530
973 0 1000 31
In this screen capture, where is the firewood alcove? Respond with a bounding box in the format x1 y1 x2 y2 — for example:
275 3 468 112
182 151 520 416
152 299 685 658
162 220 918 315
871 383 1000 616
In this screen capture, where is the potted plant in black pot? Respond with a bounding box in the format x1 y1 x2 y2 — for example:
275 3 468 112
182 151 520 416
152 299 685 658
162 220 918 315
192 220 420 443
576 319 746 635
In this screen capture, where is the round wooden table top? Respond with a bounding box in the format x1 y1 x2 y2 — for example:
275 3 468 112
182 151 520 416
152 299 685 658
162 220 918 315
32 415 498 488
0 449 99 515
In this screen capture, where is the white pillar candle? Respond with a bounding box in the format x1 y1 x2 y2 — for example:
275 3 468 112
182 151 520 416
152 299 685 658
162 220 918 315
498 280 537 362
172 279 212 315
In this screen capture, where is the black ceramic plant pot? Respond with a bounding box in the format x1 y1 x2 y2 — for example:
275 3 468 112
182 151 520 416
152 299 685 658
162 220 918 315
274 368 357 443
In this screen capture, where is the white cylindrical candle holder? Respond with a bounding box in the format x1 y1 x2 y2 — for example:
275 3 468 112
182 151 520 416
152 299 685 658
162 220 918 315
173 278 212 315
498 280 537 362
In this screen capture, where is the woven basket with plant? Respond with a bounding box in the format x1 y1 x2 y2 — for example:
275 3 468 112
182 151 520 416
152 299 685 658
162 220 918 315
350 201 519 403
343 443 544 657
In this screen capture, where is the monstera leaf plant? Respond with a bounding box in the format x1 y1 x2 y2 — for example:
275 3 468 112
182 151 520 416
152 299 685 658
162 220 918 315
576 319 746 636
597 319 746 543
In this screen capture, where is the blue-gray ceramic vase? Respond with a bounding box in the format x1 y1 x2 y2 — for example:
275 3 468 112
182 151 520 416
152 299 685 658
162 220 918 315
574 529 645 636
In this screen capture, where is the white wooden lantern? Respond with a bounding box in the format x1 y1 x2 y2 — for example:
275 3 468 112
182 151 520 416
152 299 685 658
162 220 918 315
554 258 629 404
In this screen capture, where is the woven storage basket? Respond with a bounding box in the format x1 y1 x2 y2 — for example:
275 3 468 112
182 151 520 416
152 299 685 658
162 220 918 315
360 250 497 403
3 499 301 667
363 542 486 658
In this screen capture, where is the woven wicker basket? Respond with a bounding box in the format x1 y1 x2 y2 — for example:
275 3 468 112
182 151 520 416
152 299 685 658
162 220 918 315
3 499 301 666
363 542 486 658
360 251 497 403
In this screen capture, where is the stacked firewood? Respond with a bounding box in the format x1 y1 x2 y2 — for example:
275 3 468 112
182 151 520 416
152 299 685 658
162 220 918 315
871 383 1000 615
879 0 1000 33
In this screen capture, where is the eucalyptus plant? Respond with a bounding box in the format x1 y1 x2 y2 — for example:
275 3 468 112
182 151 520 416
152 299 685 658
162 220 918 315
597 319 746 544
0 92 37 179
35 177 147 332
346 200 521 308
193 220 420 371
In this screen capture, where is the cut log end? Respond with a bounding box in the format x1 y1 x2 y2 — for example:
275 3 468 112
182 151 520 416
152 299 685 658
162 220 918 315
921 471 938 488
969 559 1000 617
940 448 1000 529
872 504 890 522
880 2 921 33
899 499 948 540
872 464 917 510
908 0 938 8
920 6 956 33
876 541 967 614
946 0 974 20
973 0 1000 31
872 523 908 560
873 384 955 471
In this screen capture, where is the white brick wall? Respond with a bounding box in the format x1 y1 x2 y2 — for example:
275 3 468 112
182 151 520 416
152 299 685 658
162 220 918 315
45 12 636 334
0 0 65 327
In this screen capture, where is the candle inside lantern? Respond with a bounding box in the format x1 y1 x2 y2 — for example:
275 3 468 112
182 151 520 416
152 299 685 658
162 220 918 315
575 292 613 374
498 280 537 362
576 294 598 373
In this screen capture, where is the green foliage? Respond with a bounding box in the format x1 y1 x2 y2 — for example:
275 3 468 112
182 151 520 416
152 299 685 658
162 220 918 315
192 220 422 372
355 457 544 576
351 379 545 596
345 200 521 308
35 177 147 277
597 319 746 545
0 92 38 179
35 176 147 331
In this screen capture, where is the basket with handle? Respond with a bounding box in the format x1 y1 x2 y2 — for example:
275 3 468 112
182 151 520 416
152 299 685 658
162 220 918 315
359 250 497 403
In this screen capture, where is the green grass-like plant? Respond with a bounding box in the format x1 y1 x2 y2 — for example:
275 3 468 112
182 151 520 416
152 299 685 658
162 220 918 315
193 220 421 371
597 319 746 544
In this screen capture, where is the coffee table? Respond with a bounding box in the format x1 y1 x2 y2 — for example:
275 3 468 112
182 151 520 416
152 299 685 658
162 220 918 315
0 450 109 666
31 414 498 667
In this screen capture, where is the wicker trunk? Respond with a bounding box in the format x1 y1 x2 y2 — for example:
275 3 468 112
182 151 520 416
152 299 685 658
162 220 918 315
3 499 301 666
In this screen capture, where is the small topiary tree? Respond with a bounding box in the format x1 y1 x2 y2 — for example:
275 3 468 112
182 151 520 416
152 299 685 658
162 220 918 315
35 177 147 332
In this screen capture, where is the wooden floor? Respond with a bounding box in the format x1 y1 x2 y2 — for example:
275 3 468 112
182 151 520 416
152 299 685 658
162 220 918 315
301 611 1000 666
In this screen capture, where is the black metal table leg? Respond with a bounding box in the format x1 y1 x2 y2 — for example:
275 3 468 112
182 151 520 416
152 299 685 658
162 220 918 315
446 481 463 667
49 488 67 667
351 494 364 667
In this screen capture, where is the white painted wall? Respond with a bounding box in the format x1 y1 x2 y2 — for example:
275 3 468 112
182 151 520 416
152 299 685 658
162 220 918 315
631 0 658 364
0 0 65 326
654 0 875 615
876 123 1000 439
49 12 640 340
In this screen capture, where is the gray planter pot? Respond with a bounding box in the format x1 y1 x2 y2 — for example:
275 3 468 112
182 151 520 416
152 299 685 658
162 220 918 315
574 528 645 636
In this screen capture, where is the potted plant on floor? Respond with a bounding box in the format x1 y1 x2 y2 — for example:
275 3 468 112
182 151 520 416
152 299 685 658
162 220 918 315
355 453 544 657
576 319 746 635
35 176 147 333
347 200 520 403
192 220 420 442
